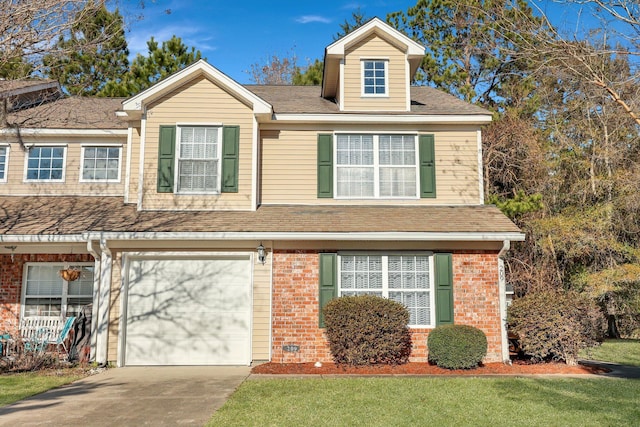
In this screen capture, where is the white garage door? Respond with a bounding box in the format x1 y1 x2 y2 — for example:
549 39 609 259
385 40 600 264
124 257 251 366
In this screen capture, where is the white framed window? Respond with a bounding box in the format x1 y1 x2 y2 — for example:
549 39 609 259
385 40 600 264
81 146 121 182
338 253 434 327
176 126 221 193
0 145 8 182
22 263 94 318
362 59 388 96
335 134 418 198
25 146 66 182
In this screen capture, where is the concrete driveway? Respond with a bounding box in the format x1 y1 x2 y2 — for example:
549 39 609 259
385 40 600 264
0 366 250 427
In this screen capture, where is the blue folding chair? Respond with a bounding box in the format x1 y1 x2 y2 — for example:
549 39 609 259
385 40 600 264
54 317 76 359
24 327 50 353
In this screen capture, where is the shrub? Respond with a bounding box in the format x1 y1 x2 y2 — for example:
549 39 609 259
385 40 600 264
323 295 412 366
427 325 487 369
507 290 605 365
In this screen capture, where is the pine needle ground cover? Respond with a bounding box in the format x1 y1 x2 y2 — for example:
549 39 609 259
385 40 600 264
208 377 640 427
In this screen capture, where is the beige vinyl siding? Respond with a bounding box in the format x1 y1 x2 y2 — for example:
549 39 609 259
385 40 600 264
261 125 481 205
252 251 271 360
107 251 122 362
1 136 126 196
342 34 407 112
126 126 141 203
141 76 254 210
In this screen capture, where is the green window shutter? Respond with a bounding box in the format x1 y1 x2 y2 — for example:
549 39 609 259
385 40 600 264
419 134 436 198
435 253 454 326
317 134 333 198
221 125 240 193
318 253 337 327
157 125 176 193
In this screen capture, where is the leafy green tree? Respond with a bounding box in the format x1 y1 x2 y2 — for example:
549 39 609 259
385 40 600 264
0 52 32 79
334 7 370 40
292 59 323 85
388 0 541 107
44 2 129 96
102 35 203 96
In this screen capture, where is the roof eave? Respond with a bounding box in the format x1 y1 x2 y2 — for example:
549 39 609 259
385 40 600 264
267 113 493 124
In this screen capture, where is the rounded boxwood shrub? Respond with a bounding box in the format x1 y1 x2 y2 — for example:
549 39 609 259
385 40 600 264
323 295 412 366
427 324 487 369
507 290 605 365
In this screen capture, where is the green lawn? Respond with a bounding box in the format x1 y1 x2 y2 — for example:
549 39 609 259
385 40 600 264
0 372 83 406
580 339 640 367
208 377 640 427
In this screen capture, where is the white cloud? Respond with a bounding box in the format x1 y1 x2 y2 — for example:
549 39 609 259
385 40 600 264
126 24 217 58
295 15 331 24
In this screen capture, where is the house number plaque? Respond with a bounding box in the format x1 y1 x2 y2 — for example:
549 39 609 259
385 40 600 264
282 344 300 352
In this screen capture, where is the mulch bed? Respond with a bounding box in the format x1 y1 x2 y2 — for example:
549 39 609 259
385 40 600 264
252 360 609 376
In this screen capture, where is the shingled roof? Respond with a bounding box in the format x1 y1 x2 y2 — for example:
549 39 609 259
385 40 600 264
0 196 522 238
0 79 59 97
246 85 490 115
7 97 127 129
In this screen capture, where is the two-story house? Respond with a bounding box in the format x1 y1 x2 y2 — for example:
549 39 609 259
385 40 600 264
0 18 524 366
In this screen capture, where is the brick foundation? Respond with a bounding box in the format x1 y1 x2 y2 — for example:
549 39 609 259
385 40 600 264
0 254 95 332
270 249 504 364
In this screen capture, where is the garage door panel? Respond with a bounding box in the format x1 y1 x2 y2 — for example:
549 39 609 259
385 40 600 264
126 335 250 366
125 257 251 366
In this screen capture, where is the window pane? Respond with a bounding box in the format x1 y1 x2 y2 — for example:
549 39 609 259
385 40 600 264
66 298 93 317
68 267 94 296
339 254 431 326
337 167 374 197
337 134 417 199
178 127 219 192
27 146 65 181
24 298 62 317
390 291 430 325
340 255 383 290
363 60 386 95
0 147 5 179
26 265 63 295
388 255 429 289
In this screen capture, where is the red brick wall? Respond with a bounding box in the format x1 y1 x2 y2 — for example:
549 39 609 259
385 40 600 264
270 249 504 364
0 254 94 332
271 250 331 363
452 250 502 361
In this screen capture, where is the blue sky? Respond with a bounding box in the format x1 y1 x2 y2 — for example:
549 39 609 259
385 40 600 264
122 1 417 83
120 1 605 84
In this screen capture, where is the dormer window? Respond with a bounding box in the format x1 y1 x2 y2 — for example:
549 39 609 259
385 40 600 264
362 60 388 96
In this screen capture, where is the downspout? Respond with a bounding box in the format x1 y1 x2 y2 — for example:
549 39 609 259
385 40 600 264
86 239 102 362
498 240 511 364
95 238 112 366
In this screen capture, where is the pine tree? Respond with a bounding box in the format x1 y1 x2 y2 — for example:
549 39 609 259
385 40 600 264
102 35 203 96
44 1 129 96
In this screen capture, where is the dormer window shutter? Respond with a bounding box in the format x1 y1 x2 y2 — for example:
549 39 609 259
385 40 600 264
419 134 436 198
157 125 176 193
317 133 333 198
221 125 240 193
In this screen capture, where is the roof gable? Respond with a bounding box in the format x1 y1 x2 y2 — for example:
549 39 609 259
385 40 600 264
325 17 424 58
322 17 425 99
121 59 272 118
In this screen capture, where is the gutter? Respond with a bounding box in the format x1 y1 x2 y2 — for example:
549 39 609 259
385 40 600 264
83 231 526 242
498 240 511 364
